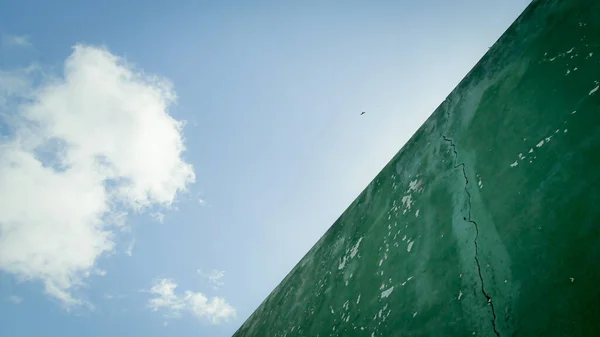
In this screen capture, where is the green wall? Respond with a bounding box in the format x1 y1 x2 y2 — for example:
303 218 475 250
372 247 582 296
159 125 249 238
233 1 600 336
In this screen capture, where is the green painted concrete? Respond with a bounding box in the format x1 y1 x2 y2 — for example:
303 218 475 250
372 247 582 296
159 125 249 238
233 1 600 336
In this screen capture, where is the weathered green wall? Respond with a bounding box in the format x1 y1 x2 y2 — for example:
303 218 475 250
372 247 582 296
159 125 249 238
233 1 600 336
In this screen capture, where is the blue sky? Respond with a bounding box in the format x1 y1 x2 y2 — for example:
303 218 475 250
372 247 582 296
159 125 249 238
0 1 530 336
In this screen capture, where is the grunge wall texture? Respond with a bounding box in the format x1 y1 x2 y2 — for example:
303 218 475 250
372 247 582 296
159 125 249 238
234 1 600 336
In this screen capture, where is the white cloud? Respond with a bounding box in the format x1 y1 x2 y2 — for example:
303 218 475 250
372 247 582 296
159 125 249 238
197 198 206 206
150 212 165 223
8 295 23 304
125 238 136 257
148 278 236 324
2 34 32 48
198 269 225 289
91 268 107 277
103 293 126 300
0 45 195 306
208 270 225 288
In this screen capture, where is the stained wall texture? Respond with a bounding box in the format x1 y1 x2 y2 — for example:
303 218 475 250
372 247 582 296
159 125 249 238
233 1 600 336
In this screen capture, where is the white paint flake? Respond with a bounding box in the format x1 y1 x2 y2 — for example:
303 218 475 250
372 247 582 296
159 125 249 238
407 240 415 252
407 179 423 193
338 256 347 270
566 47 574 54
402 235 407 241
400 276 414 287
415 209 420 217
510 161 518 168
357 294 361 304
589 85 599 95
536 140 544 148
413 312 418 318
528 148 534 154
381 286 394 299
571 110 577 114
564 129 568 133
401 195 414 213
570 277 575 283
349 237 363 258
458 290 463 300
339 237 363 270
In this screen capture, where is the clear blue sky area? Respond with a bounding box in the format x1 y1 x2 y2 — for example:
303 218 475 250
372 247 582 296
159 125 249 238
0 1 530 336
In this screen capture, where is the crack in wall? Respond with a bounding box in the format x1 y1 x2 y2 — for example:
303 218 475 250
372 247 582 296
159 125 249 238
442 133 501 337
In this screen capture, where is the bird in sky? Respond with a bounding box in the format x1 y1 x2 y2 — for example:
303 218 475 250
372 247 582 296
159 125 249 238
360 111 366 115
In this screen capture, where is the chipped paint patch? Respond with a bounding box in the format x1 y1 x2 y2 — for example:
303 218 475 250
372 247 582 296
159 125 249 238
381 286 394 299
589 85 599 95
349 237 363 258
339 237 364 269
407 179 423 193
401 195 413 213
510 160 519 168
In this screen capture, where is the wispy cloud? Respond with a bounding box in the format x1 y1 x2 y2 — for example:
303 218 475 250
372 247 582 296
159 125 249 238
0 45 195 307
148 278 236 324
8 295 23 304
150 212 165 223
198 269 225 289
2 34 32 48
103 293 126 300
93 269 107 277
125 239 136 257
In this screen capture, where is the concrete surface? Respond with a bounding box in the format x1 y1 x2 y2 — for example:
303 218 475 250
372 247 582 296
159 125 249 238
233 0 600 336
